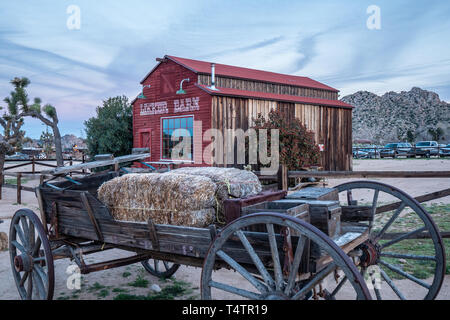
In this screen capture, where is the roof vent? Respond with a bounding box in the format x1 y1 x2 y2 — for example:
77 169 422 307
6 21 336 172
208 63 219 91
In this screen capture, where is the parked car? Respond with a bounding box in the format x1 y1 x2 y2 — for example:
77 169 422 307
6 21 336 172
359 145 380 158
414 141 439 158
5 152 30 160
352 148 369 159
37 152 47 159
439 144 450 157
380 143 414 158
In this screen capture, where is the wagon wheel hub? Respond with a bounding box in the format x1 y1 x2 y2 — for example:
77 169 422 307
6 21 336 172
14 254 33 273
359 241 380 268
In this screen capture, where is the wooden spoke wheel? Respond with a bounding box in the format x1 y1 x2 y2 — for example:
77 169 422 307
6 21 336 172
336 181 446 300
201 213 371 300
141 259 180 278
9 209 54 300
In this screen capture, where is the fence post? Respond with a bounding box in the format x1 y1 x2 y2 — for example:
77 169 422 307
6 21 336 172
17 173 22 204
82 154 85 174
0 172 2 200
282 165 288 191
32 156 35 173
277 165 288 191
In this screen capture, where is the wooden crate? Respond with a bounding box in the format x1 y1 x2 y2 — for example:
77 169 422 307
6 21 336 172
272 199 341 239
222 190 287 224
286 187 338 201
241 201 309 222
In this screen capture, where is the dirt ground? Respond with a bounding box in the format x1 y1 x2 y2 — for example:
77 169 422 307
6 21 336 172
0 159 449 300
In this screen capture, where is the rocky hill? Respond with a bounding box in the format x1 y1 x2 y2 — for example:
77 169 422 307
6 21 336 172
341 87 450 145
61 134 86 150
23 134 86 150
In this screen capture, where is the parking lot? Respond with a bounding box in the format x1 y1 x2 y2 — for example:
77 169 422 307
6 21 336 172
353 142 450 159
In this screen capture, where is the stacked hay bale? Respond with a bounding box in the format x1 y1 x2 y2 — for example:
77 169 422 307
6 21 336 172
98 173 217 227
165 167 262 223
97 167 262 227
166 167 261 199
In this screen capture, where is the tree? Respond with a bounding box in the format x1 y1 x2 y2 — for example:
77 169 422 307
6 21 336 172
406 129 416 143
9 77 64 166
84 96 133 158
0 78 27 175
428 127 444 141
250 109 320 170
40 130 54 157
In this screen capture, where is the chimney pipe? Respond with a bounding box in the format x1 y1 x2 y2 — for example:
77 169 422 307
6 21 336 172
209 63 219 91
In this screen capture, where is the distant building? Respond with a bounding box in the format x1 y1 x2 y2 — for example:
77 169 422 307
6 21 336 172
21 147 43 157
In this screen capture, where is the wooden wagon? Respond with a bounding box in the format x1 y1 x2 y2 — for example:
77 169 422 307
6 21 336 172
8 158 446 300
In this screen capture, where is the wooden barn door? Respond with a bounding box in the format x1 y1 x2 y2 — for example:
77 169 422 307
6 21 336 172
139 130 151 162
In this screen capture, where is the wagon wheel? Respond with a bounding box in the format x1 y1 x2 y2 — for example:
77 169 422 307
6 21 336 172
9 209 55 300
141 259 180 278
201 213 371 300
335 181 446 300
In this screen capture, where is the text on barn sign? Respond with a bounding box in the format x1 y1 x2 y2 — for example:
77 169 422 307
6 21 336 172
140 97 200 116
140 101 168 115
174 97 200 113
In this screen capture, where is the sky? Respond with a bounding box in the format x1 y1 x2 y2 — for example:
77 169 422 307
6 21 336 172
0 0 449 139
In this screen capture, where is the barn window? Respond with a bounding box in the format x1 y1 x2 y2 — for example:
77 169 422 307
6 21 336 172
161 116 194 160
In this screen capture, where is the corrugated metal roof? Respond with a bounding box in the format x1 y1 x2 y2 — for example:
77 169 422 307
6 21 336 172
196 84 353 109
158 55 339 92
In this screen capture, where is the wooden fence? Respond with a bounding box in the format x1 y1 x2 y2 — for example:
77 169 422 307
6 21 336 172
255 169 450 190
0 158 82 203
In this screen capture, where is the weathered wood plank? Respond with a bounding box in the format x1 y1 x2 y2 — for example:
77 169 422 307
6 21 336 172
52 153 150 175
255 171 450 179
376 188 450 214
287 171 450 178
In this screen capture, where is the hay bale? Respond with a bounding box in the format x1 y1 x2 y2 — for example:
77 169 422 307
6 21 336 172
98 173 217 227
0 232 8 251
166 167 262 199
164 167 262 225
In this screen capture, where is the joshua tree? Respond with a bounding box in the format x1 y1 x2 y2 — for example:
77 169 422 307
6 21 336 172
10 77 64 166
0 78 27 175
40 130 54 157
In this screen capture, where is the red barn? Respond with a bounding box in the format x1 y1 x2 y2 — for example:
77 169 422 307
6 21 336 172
132 55 353 171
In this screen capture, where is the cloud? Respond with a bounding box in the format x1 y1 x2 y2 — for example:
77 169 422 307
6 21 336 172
200 36 285 59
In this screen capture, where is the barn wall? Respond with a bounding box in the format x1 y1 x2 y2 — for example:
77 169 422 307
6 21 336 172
211 97 352 171
199 74 338 100
132 59 212 165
